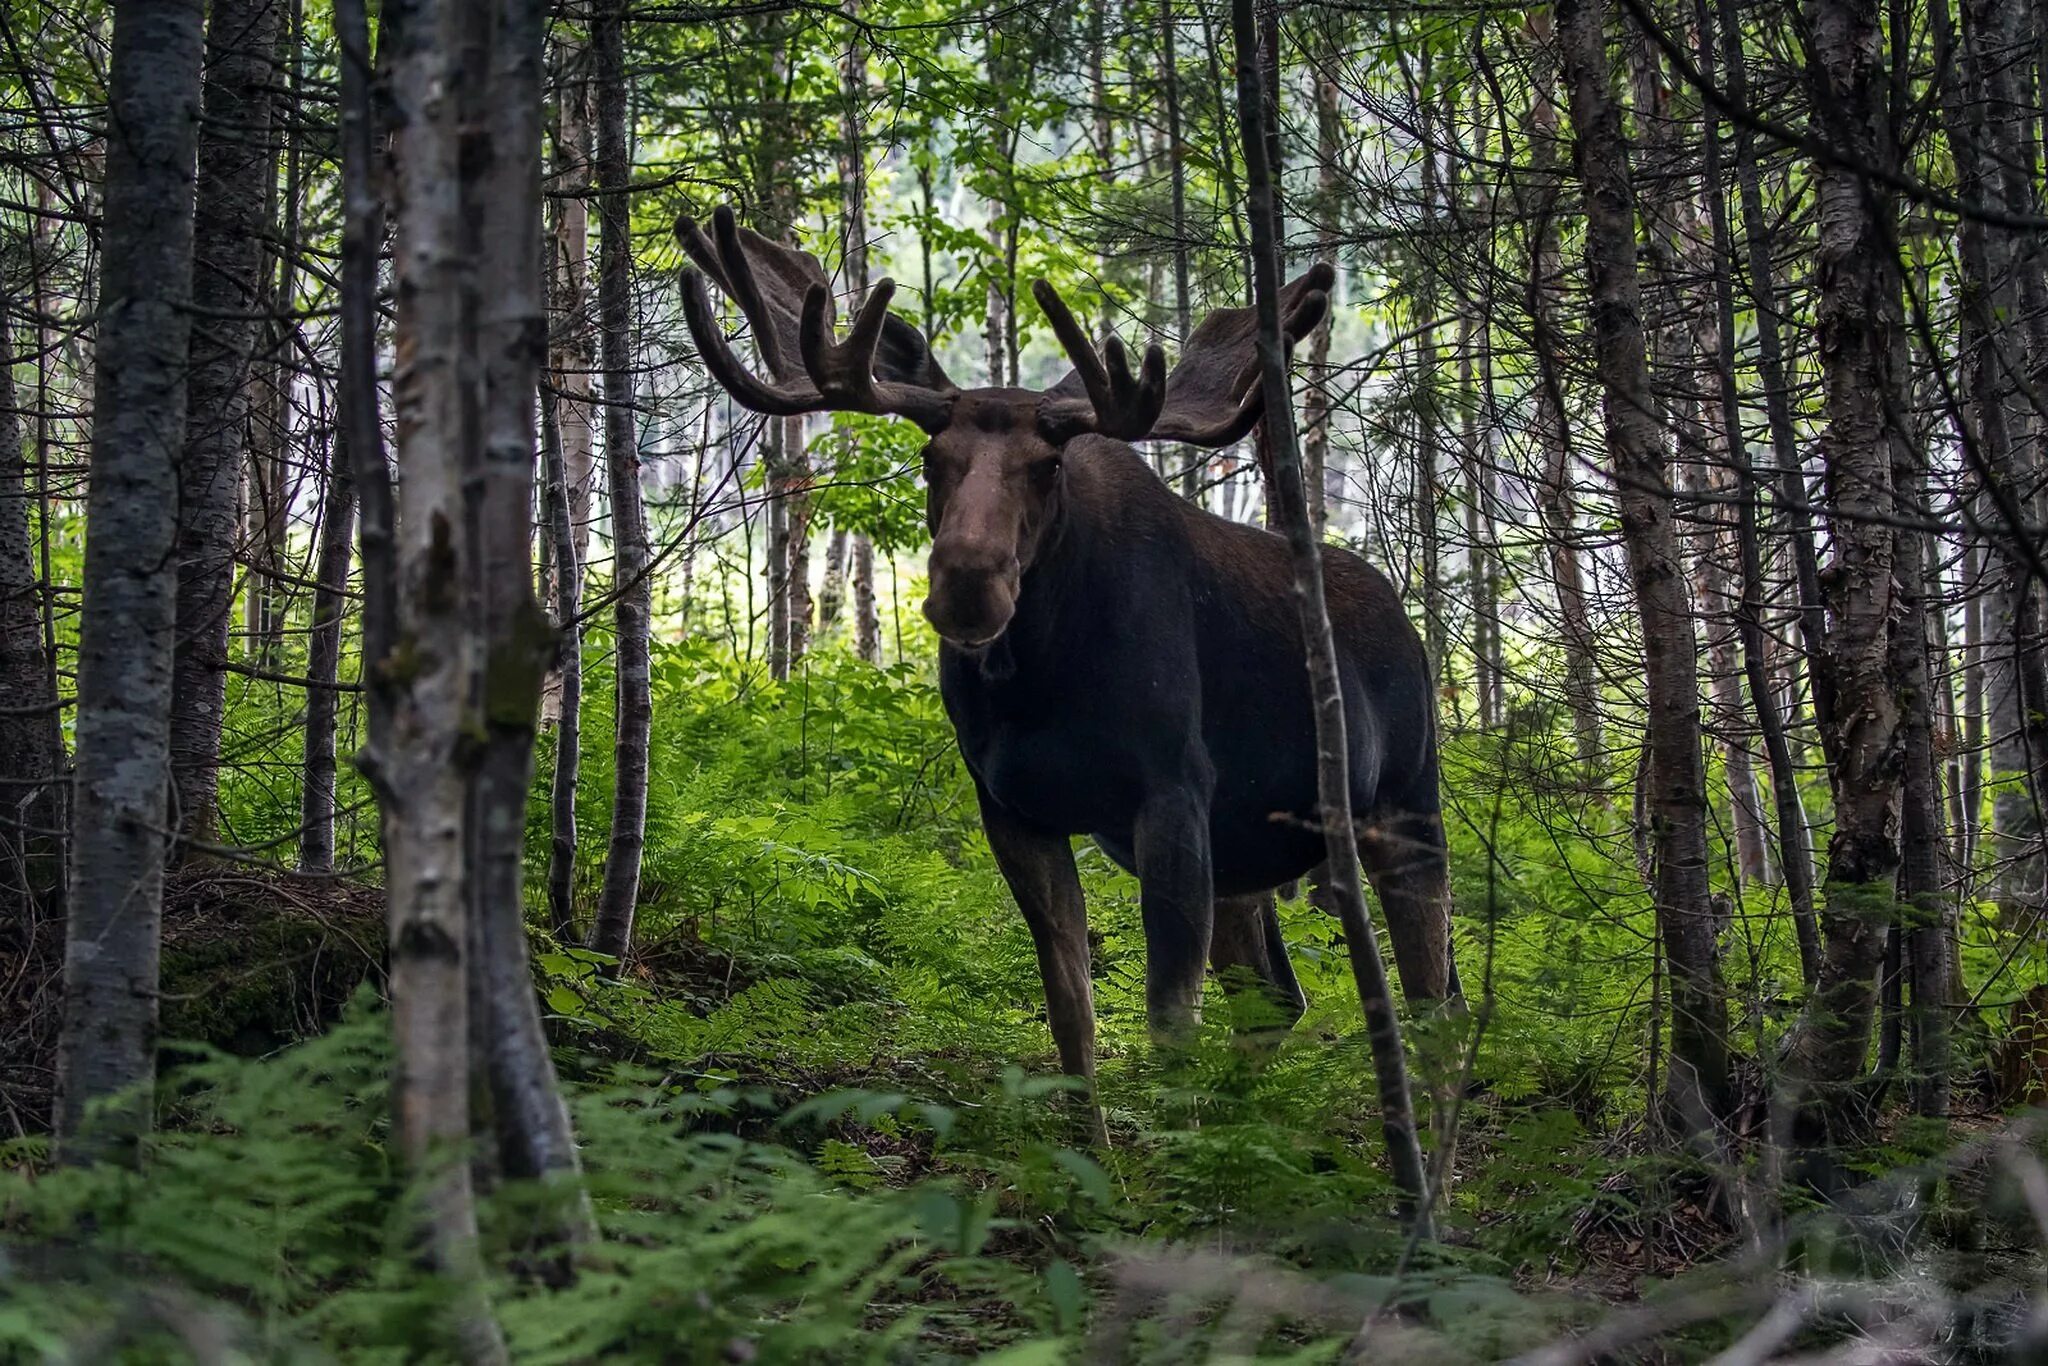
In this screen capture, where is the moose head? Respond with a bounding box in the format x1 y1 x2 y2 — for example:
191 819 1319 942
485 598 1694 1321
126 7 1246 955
676 206 1333 650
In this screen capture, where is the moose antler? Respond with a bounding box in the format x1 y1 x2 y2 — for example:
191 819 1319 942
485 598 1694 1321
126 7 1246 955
1033 262 1336 449
1032 280 1169 441
677 206 956 432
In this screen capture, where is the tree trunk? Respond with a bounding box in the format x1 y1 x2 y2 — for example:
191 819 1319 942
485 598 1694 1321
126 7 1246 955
244 0 302 669
1779 0 1906 1107
765 420 791 679
853 534 881 664
1461 318 1503 730
168 0 280 848
1300 20 1341 534
299 431 354 874
786 415 814 670
0 293 62 920
541 385 581 943
468 0 590 1219
382 0 494 1318
542 31 596 725
1707 0 1820 981
1721 0 1832 745
53 0 206 1163
1233 0 1433 1237
588 0 651 964
1523 11 1601 770
817 527 850 633
1952 0 2048 925
1893 441 1949 1118
1558 0 1729 1126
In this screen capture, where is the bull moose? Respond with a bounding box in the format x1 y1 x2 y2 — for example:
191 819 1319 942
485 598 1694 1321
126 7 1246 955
678 207 1456 1117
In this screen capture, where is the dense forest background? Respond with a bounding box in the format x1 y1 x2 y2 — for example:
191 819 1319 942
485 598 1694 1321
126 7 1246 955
4 0 2048 1354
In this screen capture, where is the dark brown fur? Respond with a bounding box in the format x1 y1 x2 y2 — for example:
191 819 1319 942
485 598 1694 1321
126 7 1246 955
675 210 1454 1124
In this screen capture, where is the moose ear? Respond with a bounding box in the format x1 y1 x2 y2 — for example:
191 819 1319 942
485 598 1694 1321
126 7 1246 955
1036 397 1099 448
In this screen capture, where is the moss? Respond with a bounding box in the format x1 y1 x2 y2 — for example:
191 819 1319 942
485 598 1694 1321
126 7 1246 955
159 873 383 1058
482 597 560 729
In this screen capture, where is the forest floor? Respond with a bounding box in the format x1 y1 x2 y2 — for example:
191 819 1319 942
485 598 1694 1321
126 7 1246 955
5 647 2044 1359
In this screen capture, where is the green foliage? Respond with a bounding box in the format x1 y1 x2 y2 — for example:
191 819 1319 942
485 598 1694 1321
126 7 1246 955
25 628 2021 1360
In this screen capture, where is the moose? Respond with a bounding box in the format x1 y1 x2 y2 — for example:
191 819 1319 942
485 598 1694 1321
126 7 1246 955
678 207 1456 1115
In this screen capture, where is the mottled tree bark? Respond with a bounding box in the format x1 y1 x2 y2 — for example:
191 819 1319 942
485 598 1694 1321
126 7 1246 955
817 527 850 633
837 5 882 665
852 534 881 664
1461 318 1504 731
1779 0 1906 1104
52 0 206 1163
377 0 507 1346
1558 0 1729 1125
468 0 590 1218
1893 451 1949 1118
587 0 650 963
1233 0 1432 1237
786 414 815 669
168 0 280 848
541 31 595 726
1953 0 2048 922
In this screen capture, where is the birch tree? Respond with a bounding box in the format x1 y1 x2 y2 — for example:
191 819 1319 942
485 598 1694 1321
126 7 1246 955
52 0 207 1161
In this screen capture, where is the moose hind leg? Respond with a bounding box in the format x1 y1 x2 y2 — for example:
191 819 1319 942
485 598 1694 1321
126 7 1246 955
977 785 1102 1138
1211 892 1308 1028
1357 810 1458 1004
1134 788 1215 1040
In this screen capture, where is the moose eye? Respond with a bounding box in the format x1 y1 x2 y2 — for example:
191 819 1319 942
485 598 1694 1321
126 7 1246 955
1031 455 1062 487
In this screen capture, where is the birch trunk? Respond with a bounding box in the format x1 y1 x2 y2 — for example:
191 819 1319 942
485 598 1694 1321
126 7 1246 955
380 0 503 1342
1780 0 1907 1105
542 385 582 943
52 0 206 1163
1300 23 1340 534
542 33 596 724
588 0 651 963
469 0 589 1214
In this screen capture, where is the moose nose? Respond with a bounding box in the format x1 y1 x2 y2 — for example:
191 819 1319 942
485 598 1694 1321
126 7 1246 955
924 539 1020 647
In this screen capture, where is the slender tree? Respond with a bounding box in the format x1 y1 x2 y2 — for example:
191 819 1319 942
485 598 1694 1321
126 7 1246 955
51 0 208 1160
168 0 281 847
468 0 591 1214
300 424 355 874
1233 0 1432 1237
0 290 61 917
1779 0 1907 1111
1557 0 1729 1125
588 0 652 962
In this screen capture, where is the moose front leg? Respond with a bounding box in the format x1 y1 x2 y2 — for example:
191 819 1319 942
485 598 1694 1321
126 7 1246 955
976 783 1104 1140
1133 787 1215 1040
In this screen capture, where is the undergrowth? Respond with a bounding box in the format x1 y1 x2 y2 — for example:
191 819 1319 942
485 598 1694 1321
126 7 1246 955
3 633 2037 1360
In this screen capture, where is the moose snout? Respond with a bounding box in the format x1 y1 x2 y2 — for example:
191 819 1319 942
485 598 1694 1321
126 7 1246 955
924 540 1020 648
